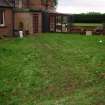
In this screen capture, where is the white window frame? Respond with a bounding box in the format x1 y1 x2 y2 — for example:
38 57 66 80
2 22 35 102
19 0 23 8
0 10 5 27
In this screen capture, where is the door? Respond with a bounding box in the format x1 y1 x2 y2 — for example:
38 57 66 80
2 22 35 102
33 14 39 33
49 15 55 32
56 15 62 32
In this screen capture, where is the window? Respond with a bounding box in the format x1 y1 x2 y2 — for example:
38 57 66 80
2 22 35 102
19 0 23 8
0 10 5 26
62 16 68 32
15 0 23 8
49 15 55 32
56 15 62 32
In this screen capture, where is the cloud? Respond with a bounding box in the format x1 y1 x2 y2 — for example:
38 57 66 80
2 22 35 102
57 0 105 13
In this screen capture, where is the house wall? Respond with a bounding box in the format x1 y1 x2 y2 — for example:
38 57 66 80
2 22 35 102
15 12 33 34
29 0 42 9
0 8 13 37
29 0 56 12
15 12 42 34
15 0 56 12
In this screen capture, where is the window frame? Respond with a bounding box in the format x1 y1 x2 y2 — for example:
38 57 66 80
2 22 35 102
0 10 5 27
19 0 23 8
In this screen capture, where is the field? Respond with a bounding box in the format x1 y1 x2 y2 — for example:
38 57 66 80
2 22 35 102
73 23 102 27
0 33 105 105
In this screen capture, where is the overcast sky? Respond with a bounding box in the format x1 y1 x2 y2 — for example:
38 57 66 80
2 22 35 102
57 0 105 14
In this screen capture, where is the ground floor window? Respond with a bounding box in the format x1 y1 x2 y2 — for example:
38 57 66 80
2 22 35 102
49 14 70 32
0 10 5 26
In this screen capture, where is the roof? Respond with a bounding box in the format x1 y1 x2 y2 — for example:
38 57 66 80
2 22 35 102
0 0 13 7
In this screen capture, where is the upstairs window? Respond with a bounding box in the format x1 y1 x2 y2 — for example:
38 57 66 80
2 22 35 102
0 10 5 26
15 0 23 8
19 0 23 8
15 0 29 8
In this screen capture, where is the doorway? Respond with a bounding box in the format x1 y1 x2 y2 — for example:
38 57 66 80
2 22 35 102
33 14 39 33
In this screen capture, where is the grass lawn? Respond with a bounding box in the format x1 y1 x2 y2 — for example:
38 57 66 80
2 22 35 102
0 33 105 105
73 23 102 27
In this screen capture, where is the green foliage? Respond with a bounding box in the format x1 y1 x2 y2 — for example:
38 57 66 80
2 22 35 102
0 33 105 105
42 0 58 6
73 14 105 23
53 0 58 6
102 23 105 29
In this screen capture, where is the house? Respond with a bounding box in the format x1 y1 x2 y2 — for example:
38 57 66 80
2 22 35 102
14 0 57 35
0 0 71 37
0 0 13 37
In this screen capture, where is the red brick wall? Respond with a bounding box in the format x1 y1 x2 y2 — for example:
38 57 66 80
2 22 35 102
15 12 42 34
0 8 13 37
29 0 42 9
16 0 56 12
15 12 33 34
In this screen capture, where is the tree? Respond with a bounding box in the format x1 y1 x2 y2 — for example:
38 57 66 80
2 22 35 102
42 0 58 9
53 0 58 6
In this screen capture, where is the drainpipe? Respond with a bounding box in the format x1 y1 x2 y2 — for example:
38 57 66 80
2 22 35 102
41 0 43 10
12 0 15 36
45 0 48 10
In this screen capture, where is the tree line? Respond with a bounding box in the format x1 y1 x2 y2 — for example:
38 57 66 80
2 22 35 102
72 13 105 23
